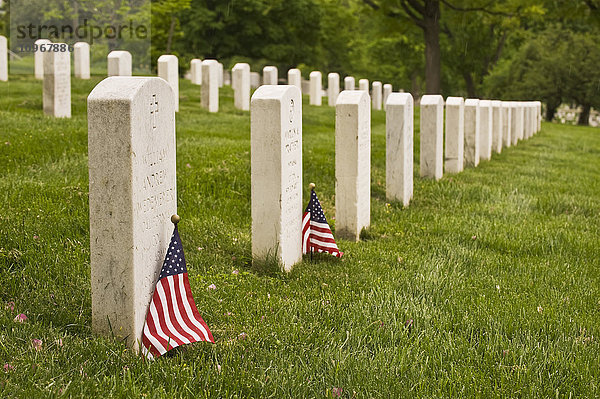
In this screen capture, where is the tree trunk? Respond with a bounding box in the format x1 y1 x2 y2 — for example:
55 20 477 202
462 71 476 98
166 16 176 53
578 104 591 125
423 0 441 94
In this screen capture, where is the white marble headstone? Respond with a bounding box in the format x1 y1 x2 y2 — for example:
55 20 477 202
43 47 71 118
358 78 369 92
250 85 302 272
74 42 90 79
34 39 52 80
501 101 512 148
263 66 278 85
420 95 444 180
158 55 179 112
445 96 464 174
344 76 355 90
479 100 493 161
464 99 480 167
372 81 382 110
383 84 392 110
327 73 340 106
288 68 301 89
107 50 132 76
88 76 176 352
309 71 322 106
491 100 502 153
386 92 413 206
0 35 8 82
232 62 250 111
201 59 219 113
190 59 202 85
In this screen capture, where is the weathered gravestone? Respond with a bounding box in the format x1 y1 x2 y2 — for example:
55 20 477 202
0 35 7 82
372 81 382 110
502 101 512 148
358 78 369 92
190 59 202 85
43 47 71 118
263 66 278 85
336 90 371 241
34 39 52 80
491 100 502 153
88 77 177 352
250 72 261 88
108 50 132 77
288 68 301 89
420 95 444 180
328 73 340 106
383 84 392 110
464 99 480 167
217 62 224 87
309 71 322 106
479 100 493 161
444 96 464 174
511 102 521 145
201 60 219 113
535 101 542 132
386 92 413 206
158 55 179 112
232 62 250 111
344 76 355 90
73 42 90 79
250 85 302 272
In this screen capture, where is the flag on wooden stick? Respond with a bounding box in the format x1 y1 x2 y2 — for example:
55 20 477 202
141 217 214 359
302 185 343 258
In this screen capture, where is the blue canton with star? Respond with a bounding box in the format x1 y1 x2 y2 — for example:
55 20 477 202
305 190 328 223
159 227 188 279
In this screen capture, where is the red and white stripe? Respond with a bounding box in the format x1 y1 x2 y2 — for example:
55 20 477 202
302 211 343 257
141 273 214 359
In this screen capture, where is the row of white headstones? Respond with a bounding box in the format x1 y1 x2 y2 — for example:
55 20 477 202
87 75 541 353
1 38 542 352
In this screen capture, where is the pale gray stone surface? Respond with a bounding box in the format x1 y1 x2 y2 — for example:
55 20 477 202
479 100 493 161
88 77 176 352
288 68 301 89
420 95 444 180
201 59 219 113
217 62 224 87
232 63 251 111
34 39 52 80
250 85 302 272
309 71 322 106
158 55 179 112
336 90 371 241
535 101 542 132
512 102 522 144
263 66 278 85
73 42 90 79
383 84 392 110
328 72 340 106
301 79 310 95
250 72 261 88
464 99 480 167
358 78 369 92
372 81 382 110
491 100 502 153
43 47 71 118
386 93 413 206
502 101 512 148
107 51 132 76
344 76 355 90
223 70 231 86
444 96 464 174
190 59 202 85
0 35 7 82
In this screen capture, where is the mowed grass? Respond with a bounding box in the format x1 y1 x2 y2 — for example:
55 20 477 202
1 73 599 398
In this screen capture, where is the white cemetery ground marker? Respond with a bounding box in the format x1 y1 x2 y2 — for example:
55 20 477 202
335 90 371 241
73 42 90 79
190 59 202 85
535 101 542 132
327 73 340 106
464 99 480 167
232 62 250 111
372 81 382 110
43 47 71 118
309 71 322 106
383 84 392 110
502 101 512 148
158 55 179 112
386 92 413 206
491 100 502 153
358 78 369 92
479 100 493 161
0 35 8 82
344 76 355 90
419 95 444 180
201 60 219 113
444 96 464 174
108 50 132 77
217 62 224 87
250 72 261 88
250 85 302 272
288 68 301 89
263 66 278 85
34 39 52 80
511 102 521 145
88 77 176 352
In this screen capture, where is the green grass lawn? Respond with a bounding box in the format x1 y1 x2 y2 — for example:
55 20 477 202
1 74 599 398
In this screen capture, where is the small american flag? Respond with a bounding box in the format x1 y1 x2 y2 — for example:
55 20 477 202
141 225 214 359
302 188 343 258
